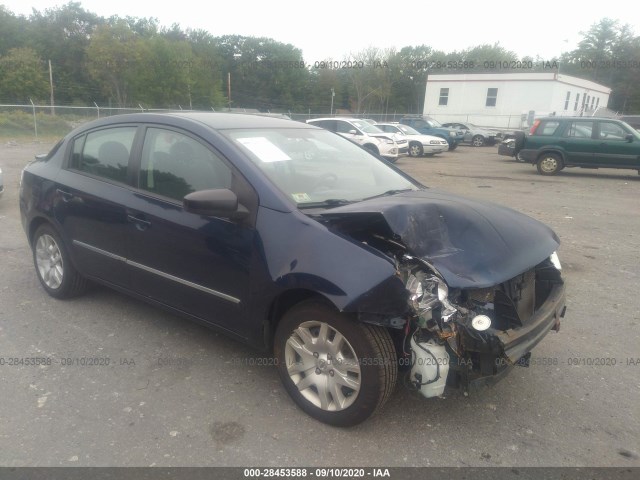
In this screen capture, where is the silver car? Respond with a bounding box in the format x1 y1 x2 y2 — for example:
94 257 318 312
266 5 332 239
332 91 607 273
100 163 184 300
376 123 449 157
306 118 404 161
442 122 498 147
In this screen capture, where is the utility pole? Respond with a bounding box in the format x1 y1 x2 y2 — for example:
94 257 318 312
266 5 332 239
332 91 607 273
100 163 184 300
228 72 231 111
330 88 335 116
48 60 55 115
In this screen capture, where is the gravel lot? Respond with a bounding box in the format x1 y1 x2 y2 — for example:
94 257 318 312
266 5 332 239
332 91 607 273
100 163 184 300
0 141 638 467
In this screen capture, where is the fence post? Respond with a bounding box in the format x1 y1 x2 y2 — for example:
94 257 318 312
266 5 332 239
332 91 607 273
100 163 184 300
94 102 100 118
29 98 38 138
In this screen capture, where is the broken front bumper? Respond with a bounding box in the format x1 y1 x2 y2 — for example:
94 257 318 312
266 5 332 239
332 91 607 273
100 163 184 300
452 281 566 392
496 282 566 363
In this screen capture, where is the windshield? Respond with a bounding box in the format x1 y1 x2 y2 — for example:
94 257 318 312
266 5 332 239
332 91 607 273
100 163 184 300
224 128 419 207
350 120 384 134
426 117 442 127
397 125 420 135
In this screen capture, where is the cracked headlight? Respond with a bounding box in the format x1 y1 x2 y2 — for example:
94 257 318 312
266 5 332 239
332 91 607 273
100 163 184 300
550 251 561 270
406 272 457 322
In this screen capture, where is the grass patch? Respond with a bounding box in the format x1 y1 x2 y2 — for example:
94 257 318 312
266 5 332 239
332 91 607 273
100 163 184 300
0 110 81 139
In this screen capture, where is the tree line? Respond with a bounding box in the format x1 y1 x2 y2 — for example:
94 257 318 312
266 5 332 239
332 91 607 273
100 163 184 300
1 3 639 113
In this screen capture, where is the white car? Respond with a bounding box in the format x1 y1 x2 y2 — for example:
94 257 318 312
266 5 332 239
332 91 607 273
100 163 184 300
306 118 405 162
376 123 449 157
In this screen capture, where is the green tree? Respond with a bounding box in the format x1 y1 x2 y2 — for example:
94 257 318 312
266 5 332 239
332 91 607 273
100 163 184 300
0 6 29 55
27 2 103 103
214 35 309 111
86 21 143 107
564 18 640 111
0 47 49 103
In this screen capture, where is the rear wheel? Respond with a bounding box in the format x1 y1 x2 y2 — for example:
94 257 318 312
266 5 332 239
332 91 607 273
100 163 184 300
32 224 88 298
537 153 563 175
274 301 397 427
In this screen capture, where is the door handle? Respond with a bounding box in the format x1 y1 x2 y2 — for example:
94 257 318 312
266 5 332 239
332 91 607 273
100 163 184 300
56 189 74 202
127 214 152 229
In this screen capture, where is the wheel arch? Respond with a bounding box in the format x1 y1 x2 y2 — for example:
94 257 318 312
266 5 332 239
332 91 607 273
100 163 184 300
536 148 566 163
362 143 380 156
28 216 55 246
264 288 333 349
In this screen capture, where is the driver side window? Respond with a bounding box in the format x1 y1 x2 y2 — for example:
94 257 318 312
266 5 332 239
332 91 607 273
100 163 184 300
139 128 231 202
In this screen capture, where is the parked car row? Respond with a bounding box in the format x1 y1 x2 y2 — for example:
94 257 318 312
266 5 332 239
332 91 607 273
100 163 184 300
306 117 460 161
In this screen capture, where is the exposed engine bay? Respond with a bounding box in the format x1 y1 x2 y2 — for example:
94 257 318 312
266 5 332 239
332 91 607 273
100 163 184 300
314 191 567 397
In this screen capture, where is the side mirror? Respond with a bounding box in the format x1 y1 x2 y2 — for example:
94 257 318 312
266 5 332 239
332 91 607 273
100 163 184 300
625 133 634 142
183 189 248 220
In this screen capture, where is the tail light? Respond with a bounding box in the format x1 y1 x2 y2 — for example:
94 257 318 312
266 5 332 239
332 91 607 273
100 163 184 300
529 119 541 135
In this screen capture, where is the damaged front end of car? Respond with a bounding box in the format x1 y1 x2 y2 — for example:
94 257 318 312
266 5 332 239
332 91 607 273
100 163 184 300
316 190 567 397
397 252 565 396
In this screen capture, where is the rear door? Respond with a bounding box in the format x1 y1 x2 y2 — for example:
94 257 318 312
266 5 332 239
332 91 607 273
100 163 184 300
594 121 640 168
54 125 139 287
124 126 258 337
559 120 596 165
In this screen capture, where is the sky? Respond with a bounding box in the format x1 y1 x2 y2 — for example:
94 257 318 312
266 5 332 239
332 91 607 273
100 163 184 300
2 0 638 63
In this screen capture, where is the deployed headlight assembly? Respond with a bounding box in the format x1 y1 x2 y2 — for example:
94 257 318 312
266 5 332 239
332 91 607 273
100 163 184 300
405 271 457 323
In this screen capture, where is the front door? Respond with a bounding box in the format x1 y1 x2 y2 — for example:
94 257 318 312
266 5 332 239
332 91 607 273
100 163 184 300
594 121 640 168
125 127 256 338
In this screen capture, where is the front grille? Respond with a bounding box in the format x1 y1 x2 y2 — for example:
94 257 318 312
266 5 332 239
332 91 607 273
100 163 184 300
495 269 536 328
465 268 538 330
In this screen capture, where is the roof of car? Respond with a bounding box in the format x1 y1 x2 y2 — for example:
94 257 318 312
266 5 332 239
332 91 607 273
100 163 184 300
78 112 314 131
307 117 367 122
537 116 625 121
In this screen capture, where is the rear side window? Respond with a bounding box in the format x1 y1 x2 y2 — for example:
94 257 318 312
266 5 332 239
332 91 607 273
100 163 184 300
564 121 594 138
533 120 560 136
72 127 137 183
336 121 356 134
310 120 336 131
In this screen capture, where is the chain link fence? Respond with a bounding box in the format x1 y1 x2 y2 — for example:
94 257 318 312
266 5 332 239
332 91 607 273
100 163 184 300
5 103 611 139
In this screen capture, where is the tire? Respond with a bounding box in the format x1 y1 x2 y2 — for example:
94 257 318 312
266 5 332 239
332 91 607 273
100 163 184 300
32 224 88 299
471 135 485 147
536 153 563 175
274 300 397 427
448 142 457 151
408 142 424 157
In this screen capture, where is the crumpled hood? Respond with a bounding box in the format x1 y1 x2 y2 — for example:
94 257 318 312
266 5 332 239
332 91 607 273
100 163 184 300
318 189 560 289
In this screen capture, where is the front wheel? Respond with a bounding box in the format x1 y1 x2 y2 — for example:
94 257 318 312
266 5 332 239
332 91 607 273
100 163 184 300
274 301 397 427
408 142 424 157
32 224 88 298
537 153 563 175
471 135 485 147
447 142 458 151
